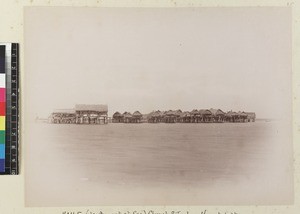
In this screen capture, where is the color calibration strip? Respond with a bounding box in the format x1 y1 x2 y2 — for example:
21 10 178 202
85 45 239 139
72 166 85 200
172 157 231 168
0 43 19 175
0 45 5 172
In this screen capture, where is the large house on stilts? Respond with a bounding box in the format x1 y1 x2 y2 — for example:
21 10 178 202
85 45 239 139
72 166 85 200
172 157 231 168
49 104 108 124
75 104 108 124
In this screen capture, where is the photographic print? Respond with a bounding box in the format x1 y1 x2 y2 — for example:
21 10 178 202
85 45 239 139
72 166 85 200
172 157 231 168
24 7 293 206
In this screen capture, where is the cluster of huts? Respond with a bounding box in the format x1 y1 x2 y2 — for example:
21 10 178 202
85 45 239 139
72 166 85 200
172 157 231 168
49 105 256 125
112 109 256 124
49 104 108 124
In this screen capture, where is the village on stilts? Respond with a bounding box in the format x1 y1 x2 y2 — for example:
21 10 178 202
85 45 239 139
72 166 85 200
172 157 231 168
48 104 256 124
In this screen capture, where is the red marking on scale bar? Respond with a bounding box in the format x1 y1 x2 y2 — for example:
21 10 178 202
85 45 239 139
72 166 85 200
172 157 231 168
0 102 5 116
0 88 5 102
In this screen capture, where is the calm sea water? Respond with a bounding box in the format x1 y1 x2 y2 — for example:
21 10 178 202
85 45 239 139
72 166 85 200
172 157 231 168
26 121 293 206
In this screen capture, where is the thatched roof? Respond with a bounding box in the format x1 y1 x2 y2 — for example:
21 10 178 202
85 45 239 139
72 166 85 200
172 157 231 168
113 111 122 117
148 110 162 118
75 104 108 112
133 111 142 117
175 109 182 115
190 109 199 115
226 111 238 117
239 111 248 117
53 109 75 114
181 111 191 117
165 110 176 116
210 108 225 115
158 111 164 116
199 109 212 115
123 112 132 118
226 111 232 116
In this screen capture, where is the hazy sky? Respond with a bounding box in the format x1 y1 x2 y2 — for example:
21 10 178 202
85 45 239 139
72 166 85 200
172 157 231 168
25 7 291 119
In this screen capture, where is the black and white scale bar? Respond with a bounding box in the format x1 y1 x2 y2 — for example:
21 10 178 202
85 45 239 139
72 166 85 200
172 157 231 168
0 43 19 175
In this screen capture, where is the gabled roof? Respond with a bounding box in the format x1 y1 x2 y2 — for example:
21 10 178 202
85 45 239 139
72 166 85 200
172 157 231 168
165 110 176 116
53 109 75 114
226 111 238 117
209 108 225 115
133 111 142 117
123 112 132 118
199 109 212 115
75 104 108 112
190 109 200 115
175 109 182 115
181 111 191 117
149 110 162 118
239 111 248 116
113 111 122 117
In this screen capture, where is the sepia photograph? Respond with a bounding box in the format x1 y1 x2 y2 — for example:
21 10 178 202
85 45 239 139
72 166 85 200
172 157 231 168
24 7 293 206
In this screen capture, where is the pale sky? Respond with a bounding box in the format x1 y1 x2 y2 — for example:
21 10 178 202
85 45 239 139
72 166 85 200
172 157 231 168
24 7 291 119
